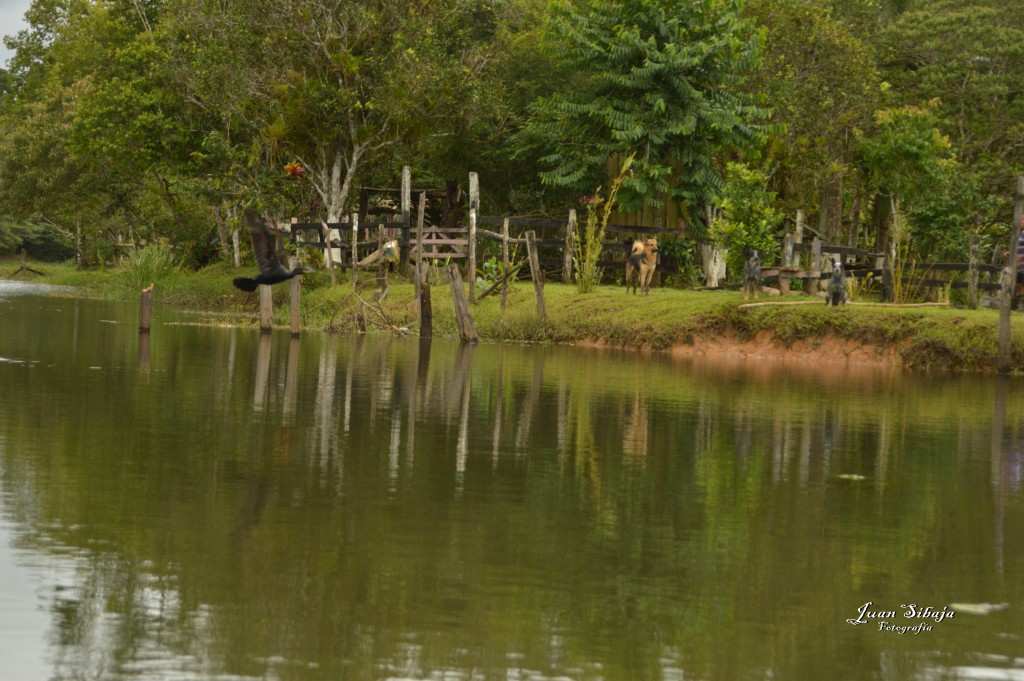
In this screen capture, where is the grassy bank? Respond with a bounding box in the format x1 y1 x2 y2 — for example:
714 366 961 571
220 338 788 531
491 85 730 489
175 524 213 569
6 257 1024 372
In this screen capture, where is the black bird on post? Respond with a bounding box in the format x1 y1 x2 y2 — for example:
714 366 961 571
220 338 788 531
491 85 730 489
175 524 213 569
233 208 313 292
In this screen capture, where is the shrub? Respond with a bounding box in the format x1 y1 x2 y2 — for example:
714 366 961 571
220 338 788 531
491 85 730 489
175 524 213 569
119 241 181 291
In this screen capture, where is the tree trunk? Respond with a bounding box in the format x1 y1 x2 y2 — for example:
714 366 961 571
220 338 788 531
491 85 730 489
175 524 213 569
871 192 891 258
819 171 843 242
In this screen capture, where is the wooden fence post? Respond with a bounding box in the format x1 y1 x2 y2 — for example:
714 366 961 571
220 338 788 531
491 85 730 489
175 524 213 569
376 225 389 302
401 165 411 273
469 171 479 303
351 212 359 289
563 209 576 284
968 234 979 310
259 284 273 333
322 222 336 286
794 209 805 269
448 263 479 343
138 283 154 332
804 237 822 295
998 176 1024 372
881 240 895 303
525 230 547 320
782 232 794 267
415 191 426 302
502 218 510 312
289 256 301 337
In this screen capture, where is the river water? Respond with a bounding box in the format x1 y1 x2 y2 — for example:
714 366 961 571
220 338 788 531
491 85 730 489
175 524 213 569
0 280 1022 680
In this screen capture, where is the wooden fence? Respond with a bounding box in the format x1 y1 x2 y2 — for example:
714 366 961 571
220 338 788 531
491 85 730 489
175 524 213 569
278 166 1012 304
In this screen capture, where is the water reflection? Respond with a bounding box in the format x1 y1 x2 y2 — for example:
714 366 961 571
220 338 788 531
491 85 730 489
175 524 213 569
0 293 1022 680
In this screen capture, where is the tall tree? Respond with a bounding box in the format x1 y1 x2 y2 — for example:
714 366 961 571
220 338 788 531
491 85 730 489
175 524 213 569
743 0 880 234
880 0 1024 213
524 0 773 223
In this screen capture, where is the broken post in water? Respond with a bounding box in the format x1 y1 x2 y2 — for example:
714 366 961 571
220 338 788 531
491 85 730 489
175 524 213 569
138 283 154 332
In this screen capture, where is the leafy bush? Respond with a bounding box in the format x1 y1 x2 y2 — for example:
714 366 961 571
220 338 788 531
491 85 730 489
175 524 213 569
709 162 782 277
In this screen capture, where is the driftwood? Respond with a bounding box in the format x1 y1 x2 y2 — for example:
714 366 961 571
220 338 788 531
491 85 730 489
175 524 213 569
8 250 44 278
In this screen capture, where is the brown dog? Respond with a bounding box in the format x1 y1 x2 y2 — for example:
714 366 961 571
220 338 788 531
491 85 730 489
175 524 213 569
625 237 658 295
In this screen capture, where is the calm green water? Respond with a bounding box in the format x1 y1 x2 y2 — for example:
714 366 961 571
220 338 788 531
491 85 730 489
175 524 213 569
0 280 1022 681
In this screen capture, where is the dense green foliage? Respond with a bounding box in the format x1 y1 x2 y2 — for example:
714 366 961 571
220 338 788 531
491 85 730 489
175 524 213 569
1 0 1022 279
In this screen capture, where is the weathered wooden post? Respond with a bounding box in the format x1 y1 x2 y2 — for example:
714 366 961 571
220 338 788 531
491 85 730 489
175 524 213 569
782 232 794 267
525 230 547 320
420 278 433 338
794 209 805 268
376 225 389 302
258 284 273 333
881 240 895 303
468 172 479 303
321 222 336 287
804 237 821 295
448 263 479 343
289 256 301 337
138 283 154 332
401 165 411 273
351 212 359 289
415 191 426 302
998 177 1024 372
563 209 576 284
231 226 241 268
968 234 979 310
502 218 510 312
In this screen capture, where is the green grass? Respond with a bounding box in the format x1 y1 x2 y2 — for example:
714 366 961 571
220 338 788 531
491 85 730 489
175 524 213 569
7 256 1024 372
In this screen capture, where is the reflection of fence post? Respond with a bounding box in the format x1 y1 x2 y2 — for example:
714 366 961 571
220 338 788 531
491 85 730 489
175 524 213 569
968 234 979 310
563 209 576 284
448 263 478 343
998 177 1024 372
138 283 154 332
253 333 272 410
289 256 301 337
526 230 547 320
469 172 479 303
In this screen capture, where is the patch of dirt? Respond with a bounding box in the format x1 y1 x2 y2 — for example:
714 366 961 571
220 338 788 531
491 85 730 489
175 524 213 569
668 330 902 368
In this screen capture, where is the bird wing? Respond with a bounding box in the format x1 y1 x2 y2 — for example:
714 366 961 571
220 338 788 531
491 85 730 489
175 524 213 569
244 208 284 274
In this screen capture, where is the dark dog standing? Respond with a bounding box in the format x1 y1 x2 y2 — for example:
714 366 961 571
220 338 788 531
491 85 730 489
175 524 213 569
743 249 761 301
827 257 847 307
